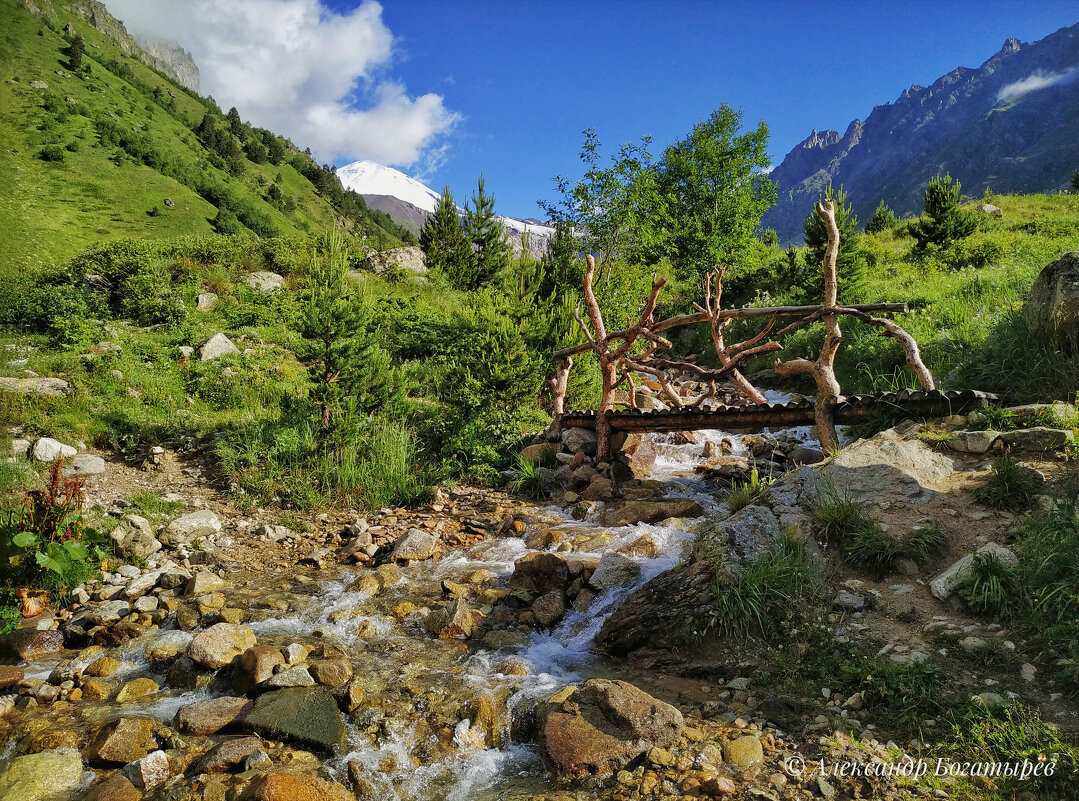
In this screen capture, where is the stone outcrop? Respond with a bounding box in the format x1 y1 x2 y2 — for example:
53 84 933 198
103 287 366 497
1025 251 1079 348
539 679 683 778
366 246 427 277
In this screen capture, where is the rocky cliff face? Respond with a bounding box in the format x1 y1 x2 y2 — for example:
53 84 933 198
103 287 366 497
68 0 200 91
765 23 1079 243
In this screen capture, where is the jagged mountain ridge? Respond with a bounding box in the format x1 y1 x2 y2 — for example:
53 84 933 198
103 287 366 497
337 160 555 258
764 22 1079 242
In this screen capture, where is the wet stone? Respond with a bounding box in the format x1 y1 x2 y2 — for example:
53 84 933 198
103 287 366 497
177 695 253 735
86 717 157 764
244 686 347 754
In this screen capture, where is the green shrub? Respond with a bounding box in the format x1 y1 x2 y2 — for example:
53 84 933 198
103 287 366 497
943 703 1079 795
508 454 547 500
725 467 771 512
956 552 1017 618
37 144 65 162
703 534 824 638
909 173 977 250
972 455 1041 511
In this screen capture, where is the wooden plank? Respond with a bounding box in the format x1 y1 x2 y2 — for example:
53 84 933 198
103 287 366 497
559 390 1000 434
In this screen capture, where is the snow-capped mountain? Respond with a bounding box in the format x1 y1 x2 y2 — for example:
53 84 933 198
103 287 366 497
336 160 442 213
336 160 554 258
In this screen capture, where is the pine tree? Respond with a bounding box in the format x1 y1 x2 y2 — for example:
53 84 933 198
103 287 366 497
538 220 582 300
909 173 977 249
462 175 510 290
65 33 85 72
1071 169 1079 194
865 199 899 234
297 230 405 438
803 183 865 302
226 107 244 137
420 186 472 287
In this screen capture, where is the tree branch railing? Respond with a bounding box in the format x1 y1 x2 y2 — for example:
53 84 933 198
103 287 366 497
553 199 933 460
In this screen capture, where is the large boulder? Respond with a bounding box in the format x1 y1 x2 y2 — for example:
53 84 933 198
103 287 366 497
391 528 438 561
703 505 783 568
595 499 703 527
821 428 956 498
588 552 642 591
0 376 70 397
162 510 222 546
62 453 106 477
931 542 1019 601
560 427 597 455
616 434 657 479
0 748 85 801
86 718 157 764
0 629 64 661
366 246 427 277
509 552 571 595
110 514 162 560
32 437 76 462
243 687 347 754
540 679 683 778
176 696 252 735
244 271 285 292
187 623 257 669
199 333 239 361
1025 251 1079 347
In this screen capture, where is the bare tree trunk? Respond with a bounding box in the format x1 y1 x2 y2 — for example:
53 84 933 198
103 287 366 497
549 356 573 416
774 200 843 452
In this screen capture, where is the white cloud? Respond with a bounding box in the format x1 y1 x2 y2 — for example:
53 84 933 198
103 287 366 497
104 0 459 168
997 65 1079 103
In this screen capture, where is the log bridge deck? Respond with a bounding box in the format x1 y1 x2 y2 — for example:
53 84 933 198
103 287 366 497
559 389 1002 434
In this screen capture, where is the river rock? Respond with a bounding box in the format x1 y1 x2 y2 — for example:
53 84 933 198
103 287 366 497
86 717 157 764
617 434 657 479
109 514 162 560
308 658 353 687
266 664 315 688
199 333 239 361
239 773 355 801
510 552 571 595
711 504 783 567
163 510 222 546
244 686 347 754
185 569 227 596
115 678 159 703
0 376 70 397
145 630 193 662
560 426 597 455
596 498 704 527
0 665 25 689
188 623 257 669
1025 251 1079 347
578 476 614 501
84 774 141 801
177 696 252 735
391 528 437 561
235 646 286 692
123 749 169 789
930 542 1019 600
0 747 85 801
0 628 64 661
63 453 106 477
724 735 765 767
589 552 642 591
32 437 77 462
540 679 683 778
532 590 567 628
197 735 265 773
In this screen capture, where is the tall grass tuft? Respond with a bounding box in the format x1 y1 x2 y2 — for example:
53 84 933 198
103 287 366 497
972 455 1042 511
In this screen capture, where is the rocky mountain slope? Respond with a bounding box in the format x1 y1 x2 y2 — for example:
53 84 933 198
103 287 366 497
0 0 409 273
764 21 1079 242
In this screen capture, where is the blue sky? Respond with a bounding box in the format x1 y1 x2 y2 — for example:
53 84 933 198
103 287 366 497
110 1 1079 218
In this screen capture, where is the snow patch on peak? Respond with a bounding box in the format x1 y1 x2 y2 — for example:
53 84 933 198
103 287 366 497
336 160 442 214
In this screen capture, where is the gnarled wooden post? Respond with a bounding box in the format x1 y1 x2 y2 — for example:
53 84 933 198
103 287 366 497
576 254 666 461
549 356 573 417
774 199 844 452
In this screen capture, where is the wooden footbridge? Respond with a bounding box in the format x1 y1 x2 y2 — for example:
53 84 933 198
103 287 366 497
559 389 1002 434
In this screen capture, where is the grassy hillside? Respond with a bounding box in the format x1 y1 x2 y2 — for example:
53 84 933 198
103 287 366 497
0 0 410 276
